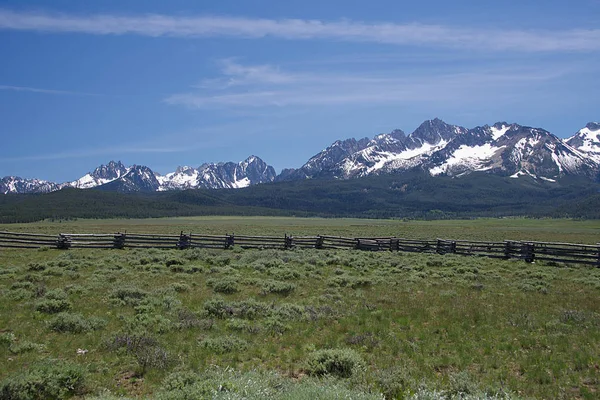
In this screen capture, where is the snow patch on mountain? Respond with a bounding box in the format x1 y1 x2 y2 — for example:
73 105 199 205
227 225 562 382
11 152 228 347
430 143 504 176
566 123 600 163
490 124 510 140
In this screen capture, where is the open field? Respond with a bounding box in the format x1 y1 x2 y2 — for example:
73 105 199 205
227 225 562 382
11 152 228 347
1 218 599 399
2 216 600 243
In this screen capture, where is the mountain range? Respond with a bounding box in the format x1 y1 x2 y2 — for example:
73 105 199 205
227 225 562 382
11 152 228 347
2 119 599 194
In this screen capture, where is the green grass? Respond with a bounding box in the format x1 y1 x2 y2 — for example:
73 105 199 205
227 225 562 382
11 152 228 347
1 217 599 399
1 242 599 399
2 216 600 243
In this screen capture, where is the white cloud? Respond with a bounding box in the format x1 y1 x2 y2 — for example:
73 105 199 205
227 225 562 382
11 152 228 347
0 144 192 163
0 84 98 96
1 9 599 52
164 60 569 109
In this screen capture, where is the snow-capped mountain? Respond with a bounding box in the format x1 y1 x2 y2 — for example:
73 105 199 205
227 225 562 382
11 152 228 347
283 119 600 182
427 123 597 180
566 122 600 163
68 161 128 189
97 165 162 193
0 156 277 194
2 120 600 194
0 176 60 195
158 156 276 190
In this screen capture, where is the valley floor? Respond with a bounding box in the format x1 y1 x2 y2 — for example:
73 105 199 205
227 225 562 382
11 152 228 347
0 217 599 399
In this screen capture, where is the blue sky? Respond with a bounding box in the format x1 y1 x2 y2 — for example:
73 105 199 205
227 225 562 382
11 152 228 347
1 0 599 182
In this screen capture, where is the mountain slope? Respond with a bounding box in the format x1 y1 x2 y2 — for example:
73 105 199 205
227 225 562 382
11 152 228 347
0 176 60 195
158 156 276 190
1 156 277 194
2 172 600 223
2 120 600 194
68 161 128 189
566 122 600 163
292 119 599 182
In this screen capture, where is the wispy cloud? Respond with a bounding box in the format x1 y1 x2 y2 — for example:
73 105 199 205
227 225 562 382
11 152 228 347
0 84 98 96
165 60 570 109
0 144 193 163
1 9 600 52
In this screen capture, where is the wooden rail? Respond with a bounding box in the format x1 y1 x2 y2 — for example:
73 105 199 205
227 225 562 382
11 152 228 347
0 231 598 266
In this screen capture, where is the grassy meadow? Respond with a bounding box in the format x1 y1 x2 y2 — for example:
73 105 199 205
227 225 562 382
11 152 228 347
2 216 600 243
0 217 599 399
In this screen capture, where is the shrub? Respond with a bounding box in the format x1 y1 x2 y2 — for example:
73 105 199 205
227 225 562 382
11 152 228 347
48 312 106 333
170 282 190 293
45 289 68 300
274 303 306 321
203 298 232 319
136 314 173 334
199 336 248 354
207 278 240 294
203 298 270 320
263 317 290 335
35 299 72 314
0 332 16 346
226 319 255 332
232 299 270 319
268 267 301 280
27 262 46 271
8 289 32 301
135 344 171 374
104 333 171 375
109 286 148 306
305 348 365 378
155 368 384 400
327 275 353 287
10 281 35 290
175 308 202 330
350 277 373 289
260 280 296 296
9 340 45 355
0 359 86 399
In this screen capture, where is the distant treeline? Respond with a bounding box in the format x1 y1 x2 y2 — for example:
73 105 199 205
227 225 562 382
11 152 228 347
1 172 600 223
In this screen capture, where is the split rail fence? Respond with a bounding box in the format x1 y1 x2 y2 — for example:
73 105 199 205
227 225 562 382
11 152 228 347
1 231 599 266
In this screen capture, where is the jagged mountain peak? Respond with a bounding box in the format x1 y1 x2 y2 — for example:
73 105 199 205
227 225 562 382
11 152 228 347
289 119 599 183
565 122 600 163
174 165 195 174
0 176 59 195
3 119 600 195
157 155 276 191
92 160 127 177
68 160 128 189
410 118 467 145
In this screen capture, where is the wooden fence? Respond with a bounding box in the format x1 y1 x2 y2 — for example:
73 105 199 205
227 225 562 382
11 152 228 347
1 231 599 266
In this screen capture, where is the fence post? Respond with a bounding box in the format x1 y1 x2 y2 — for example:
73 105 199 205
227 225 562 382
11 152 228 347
436 239 444 254
113 233 126 249
225 234 235 249
178 231 191 250
316 235 324 249
597 243 600 267
504 241 512 259
284 234 294 249
450 241 457 254
522 242 535 263
56 234 71 250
